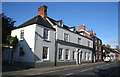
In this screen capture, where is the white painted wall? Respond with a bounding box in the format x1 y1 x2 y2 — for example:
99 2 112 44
11 24 36 62
11 24 36 52
57 43 92 62
34 24 55 62
56 25 93 48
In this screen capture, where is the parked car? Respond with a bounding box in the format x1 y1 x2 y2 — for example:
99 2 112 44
104 55 111 62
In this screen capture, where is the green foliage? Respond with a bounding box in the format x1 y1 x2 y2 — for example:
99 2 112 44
7 35 18 50
2 13 16 44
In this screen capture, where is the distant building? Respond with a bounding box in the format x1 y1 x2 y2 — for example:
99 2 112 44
78 24 102 62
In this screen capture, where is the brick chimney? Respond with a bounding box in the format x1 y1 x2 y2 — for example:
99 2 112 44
78 24 85 31
93 33 96 37
87 29 93 35
87 30 91 34
37 5 47 19
91 29 93 35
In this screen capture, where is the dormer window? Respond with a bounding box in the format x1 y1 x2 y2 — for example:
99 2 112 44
59 20 63 27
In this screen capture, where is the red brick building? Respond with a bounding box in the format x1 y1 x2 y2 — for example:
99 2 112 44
78 24 102 62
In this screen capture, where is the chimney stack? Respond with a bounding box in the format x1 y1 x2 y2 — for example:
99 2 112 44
37 5 47 19
87 29 93 35
93 33 96 37
91 29 93 35
78 24 85 31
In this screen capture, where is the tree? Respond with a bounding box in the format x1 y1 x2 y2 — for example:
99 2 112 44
7 35 18 64
2 13 16 44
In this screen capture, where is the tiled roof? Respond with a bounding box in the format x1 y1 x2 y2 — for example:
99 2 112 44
14 15 55 30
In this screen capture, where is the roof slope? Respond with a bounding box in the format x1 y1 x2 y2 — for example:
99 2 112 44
15 15 55 30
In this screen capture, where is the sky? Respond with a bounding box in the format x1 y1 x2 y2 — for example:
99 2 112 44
2 2 119 48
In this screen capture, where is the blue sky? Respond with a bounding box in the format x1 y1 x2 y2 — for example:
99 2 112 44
2 2 118 48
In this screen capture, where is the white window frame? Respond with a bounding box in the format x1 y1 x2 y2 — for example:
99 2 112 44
20 30 24 40
64 33 69 42
65 49 70 60
59 48 63 60
85 52 87 60
88 53 91 60
42 46 49 61
43 28 49 40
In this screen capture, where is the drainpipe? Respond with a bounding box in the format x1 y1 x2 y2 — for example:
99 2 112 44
55 32 57 66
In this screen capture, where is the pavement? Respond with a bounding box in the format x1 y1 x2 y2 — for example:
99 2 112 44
2 61 105 76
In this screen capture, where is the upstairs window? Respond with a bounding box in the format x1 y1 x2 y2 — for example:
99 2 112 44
88 41 90 47
43 29 49 40
64 33 69 42
78 38 81 44
20 30 24 39
59 21 62 26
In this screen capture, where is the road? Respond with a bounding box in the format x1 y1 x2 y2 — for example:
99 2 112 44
27 61 120 77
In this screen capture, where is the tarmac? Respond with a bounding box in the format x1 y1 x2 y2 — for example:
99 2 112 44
2 61 105 76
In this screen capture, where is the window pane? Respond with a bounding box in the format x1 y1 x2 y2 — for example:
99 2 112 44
59 48 62 60
88 41 90 47
78 38 81 44
64 33 69 41
66 49 69 60
43 47 48 59
73 51 75 60
44 29 48 39
20 30 24 39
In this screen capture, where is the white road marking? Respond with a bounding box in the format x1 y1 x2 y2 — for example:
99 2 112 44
105 64 110 66
97 65 103 68
80 68 93 72
66 73 73 76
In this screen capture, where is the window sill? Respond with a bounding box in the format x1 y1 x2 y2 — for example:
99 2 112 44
42 59 50 62
43 39 51 42
58 59 64 61
65 60 70 61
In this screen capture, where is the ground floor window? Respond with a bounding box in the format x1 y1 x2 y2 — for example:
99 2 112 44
66 49 70 60
19 47 25 57
88 53 91 60
73 51 75 60
82 52 84 59
85 52 87 60
59 48 63 60
43 47 48 60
